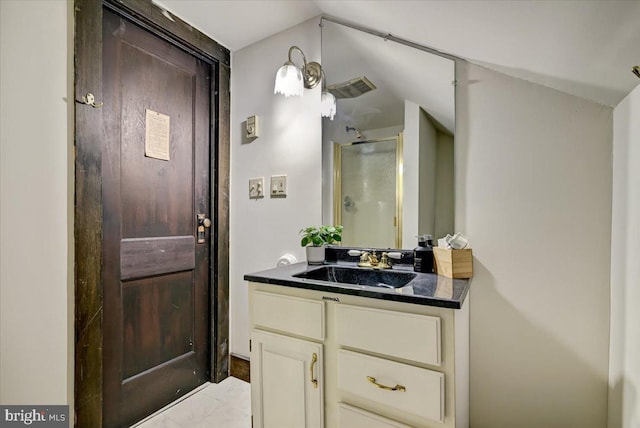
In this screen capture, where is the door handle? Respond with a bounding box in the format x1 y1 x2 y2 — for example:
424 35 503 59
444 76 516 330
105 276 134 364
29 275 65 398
197 214 211 243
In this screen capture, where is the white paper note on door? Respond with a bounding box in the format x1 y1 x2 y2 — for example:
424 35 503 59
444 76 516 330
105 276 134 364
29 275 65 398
145 109 170 161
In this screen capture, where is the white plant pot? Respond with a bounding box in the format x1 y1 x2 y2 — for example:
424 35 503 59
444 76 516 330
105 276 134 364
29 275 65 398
306 246 325 265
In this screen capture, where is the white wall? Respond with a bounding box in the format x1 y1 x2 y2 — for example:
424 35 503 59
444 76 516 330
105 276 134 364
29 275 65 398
230 18 322 358
0 0 73 409
402 100 420 248
456 61 612 428
609 83 640 428
359 126 403 141
418 107 437 238
435 132 454 239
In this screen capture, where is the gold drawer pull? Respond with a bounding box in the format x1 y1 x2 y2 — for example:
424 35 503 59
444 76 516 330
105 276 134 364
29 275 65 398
310 353 318 389
367 376 406 392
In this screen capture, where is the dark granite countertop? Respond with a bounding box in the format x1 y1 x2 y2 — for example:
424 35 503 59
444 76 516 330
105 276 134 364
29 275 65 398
244 261 470 309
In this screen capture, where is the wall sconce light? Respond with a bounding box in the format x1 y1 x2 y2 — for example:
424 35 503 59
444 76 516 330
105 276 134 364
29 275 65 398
321 89 337 120
274 46 321 96
274 45 336 119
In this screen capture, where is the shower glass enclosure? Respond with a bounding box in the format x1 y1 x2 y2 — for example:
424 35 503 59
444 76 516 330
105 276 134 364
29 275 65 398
333 134 403 248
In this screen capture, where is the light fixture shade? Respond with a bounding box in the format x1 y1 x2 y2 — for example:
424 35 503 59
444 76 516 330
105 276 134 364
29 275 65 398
274 64 304 97
321 91 336 120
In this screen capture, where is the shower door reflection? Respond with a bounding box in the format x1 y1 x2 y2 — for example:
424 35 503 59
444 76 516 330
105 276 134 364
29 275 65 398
334 134 402 248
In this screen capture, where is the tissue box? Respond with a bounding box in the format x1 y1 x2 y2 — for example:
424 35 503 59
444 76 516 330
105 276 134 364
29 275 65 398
433 248 473 279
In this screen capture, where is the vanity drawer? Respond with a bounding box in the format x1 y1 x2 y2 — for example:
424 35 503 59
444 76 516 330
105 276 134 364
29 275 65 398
337 349 444 423
252 291 325 340
335 304 441 366
338 403 413 428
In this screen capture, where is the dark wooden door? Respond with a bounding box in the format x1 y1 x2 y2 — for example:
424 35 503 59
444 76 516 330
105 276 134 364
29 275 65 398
102 9 212 427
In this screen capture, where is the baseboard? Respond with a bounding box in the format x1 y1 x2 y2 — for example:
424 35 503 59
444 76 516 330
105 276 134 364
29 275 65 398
230 354 250 383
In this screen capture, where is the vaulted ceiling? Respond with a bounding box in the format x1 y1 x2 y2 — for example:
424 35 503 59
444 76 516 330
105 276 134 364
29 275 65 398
155 0 640 107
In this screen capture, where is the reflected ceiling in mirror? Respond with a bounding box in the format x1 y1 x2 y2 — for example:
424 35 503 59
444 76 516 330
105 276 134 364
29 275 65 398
322 19 454 134
321 19 455 249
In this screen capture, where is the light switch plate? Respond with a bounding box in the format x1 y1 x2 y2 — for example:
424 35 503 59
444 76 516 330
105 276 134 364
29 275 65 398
270 175 287 197
249 177 264 199
246 115 259 139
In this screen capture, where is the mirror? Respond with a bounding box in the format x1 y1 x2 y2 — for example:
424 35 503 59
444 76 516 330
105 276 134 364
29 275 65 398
321 19 455 249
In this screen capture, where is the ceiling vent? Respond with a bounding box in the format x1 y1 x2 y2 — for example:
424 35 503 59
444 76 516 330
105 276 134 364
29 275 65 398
327 76 376 99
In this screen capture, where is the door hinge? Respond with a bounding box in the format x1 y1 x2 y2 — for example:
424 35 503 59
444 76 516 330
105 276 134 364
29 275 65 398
251 415 254 428
249 339 252 352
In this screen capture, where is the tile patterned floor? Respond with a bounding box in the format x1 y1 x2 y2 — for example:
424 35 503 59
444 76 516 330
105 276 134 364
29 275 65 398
133 377 251 428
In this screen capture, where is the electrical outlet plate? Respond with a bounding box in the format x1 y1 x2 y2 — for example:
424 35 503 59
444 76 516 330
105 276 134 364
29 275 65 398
270 175 287 197
249 177 264 199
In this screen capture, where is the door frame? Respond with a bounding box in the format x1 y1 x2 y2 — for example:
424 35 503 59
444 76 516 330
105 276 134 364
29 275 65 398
73 1 230 426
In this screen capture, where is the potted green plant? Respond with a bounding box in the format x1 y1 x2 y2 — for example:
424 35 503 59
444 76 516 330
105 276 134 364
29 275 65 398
299 225 343 264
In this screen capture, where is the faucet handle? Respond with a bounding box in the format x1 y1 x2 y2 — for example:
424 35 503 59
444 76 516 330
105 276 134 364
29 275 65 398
378 252 392 269
386 252 403 260
347 249 370 264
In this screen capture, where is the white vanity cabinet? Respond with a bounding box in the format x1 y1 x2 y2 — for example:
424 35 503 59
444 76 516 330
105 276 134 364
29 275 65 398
249 282 469 428
250 330 324 428
249 291 326 428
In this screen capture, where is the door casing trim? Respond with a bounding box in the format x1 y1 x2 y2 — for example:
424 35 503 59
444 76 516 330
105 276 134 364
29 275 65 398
73 1 230 426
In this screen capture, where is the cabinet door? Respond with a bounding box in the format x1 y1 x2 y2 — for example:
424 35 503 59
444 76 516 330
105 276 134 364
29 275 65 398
251 329 323 428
